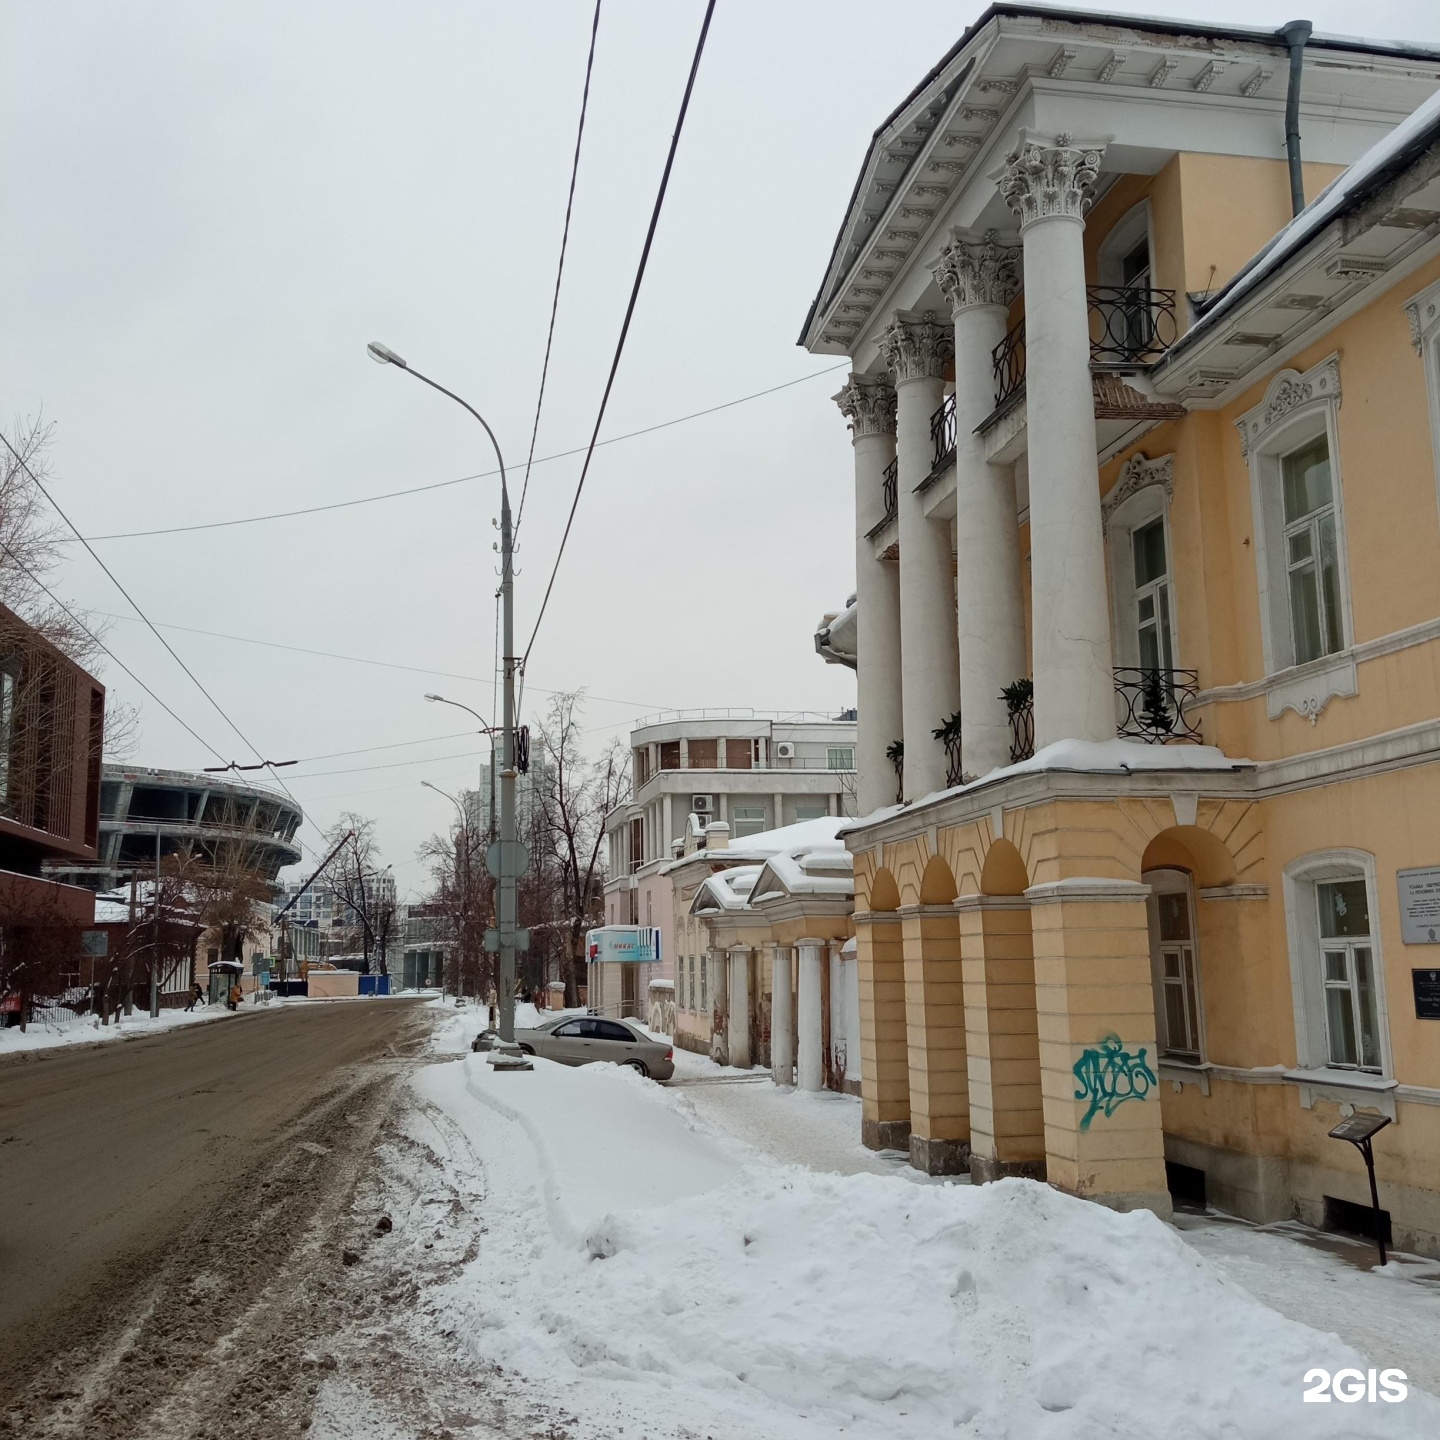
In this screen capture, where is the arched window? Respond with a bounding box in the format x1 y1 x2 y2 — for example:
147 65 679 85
1145 868 1204 1061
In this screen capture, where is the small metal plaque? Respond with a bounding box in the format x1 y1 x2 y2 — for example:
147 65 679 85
1397 867 1440 943
1328 1112 1392 1144
1414 968 1440 1020
486 839 530 880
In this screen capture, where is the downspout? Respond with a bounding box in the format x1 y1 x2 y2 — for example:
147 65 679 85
1280 19 1313 218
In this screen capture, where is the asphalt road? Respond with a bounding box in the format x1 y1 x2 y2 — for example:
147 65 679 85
0 999 431 1438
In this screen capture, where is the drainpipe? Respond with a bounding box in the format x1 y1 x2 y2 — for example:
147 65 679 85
1280 19 1313 218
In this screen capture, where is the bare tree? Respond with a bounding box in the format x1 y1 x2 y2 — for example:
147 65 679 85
417 821 492 999
532 693 630 1006
324 813 390 973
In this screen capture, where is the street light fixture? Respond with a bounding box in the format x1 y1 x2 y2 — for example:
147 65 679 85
371 341 524 1042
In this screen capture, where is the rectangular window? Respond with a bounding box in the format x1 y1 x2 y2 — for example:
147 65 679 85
1316 878 1380 1071
732 805 767 837
659 741 681 771
1281 437 1344 664
1131 518 1174 674
795 802 827 821
700 953 708 1012
827 746 855 771
687 738 718 770
689 956 696 1012
1155 888 1200 1059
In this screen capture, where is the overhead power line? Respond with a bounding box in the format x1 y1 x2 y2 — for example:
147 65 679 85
81 362 844 543
0 426 319 853
94 611 672 711
514 0 603 539
523 0 718 669
0 541 226 761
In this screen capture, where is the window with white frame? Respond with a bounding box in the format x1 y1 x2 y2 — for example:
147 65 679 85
827 746 855 771
700 952 708 1011
1237 356 1353 680
1404 276 1440 516
1284 851 1389 1077
1281 435 1344 665
795 801 828 821
1316 878 1381 1071
1103 453 1178 673
1145 869 1203 1061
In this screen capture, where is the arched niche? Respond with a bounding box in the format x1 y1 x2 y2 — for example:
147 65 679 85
870 866 902 912
919 854 958 906
1140 825 1236 889
980 837 1029 897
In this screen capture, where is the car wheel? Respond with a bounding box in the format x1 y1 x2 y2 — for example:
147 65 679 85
623 1059 649 1078
519 1044 535 1056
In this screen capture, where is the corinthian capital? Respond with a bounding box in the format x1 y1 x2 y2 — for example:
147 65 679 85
878 310 954 384
999 132 1105 229
933 230 1021 312
833 374 897 438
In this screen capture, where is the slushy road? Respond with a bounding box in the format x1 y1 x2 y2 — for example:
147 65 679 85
0 998 430 1438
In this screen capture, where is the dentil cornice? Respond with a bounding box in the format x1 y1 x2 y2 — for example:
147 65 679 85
932 229 1021 312
999 132 1106 230
833 375 898 438
878 310 954 383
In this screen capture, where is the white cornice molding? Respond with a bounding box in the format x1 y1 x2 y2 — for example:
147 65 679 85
1101 452 1174 533
1404 274 1440 353
1235 353 1341 457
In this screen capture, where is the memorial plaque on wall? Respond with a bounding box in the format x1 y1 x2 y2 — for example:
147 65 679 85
1414 968 1440 1020
1397 867 1440 944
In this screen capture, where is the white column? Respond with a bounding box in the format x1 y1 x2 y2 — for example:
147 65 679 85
880 311 959 799
933 231 1028 778
661 793 673 855
727 945 751 1069
835 375 900 814
770 944 794 1085
1001 134 1115 748
796 937 824 1091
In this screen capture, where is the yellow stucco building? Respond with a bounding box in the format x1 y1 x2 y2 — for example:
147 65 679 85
801 6 1440 1254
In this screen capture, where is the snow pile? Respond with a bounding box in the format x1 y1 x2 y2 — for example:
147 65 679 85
0 1001 229 1055
416 1054 1439 1438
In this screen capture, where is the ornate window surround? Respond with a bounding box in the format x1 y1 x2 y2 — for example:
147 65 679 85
1281 848 1394 1099
1103 452 1178 669
1236 355 1357 720
1404 276 1440 518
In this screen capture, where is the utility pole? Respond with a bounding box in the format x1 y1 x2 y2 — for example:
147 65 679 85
371 341 527 1041
149 826 161 1019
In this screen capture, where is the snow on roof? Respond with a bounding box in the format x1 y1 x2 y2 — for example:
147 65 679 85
842 739 1253 835
693 865 765 914
1180 84 1440 348
664 815 851 874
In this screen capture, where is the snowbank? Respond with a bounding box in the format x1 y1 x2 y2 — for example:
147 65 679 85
0 1001 230 1056
414 1053 1439 1438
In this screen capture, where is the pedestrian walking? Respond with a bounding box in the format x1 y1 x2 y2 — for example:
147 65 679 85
186 982 202 1012
227 983 241 1011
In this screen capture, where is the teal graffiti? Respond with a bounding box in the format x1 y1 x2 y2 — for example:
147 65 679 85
1072 1034 1157 1130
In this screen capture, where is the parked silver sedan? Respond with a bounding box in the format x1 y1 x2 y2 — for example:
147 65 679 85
514 1015 675 1080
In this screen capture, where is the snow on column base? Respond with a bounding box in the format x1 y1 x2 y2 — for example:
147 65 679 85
862 1117 911 1152
909 1134 970 1176
969 1153 1046 1185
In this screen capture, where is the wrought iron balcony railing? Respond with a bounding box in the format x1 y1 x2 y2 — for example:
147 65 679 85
1114 667 1203 744
864 457 899 540
993 318 1026 409
1088 286 1178 365
989 286 1178 408
930 392 957 474
1008 700 1035 763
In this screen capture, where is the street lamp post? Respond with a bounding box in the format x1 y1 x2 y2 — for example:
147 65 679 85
424 693 498 841
370 341 522 1041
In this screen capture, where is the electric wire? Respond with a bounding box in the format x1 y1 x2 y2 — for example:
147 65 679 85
513 0 603 540
0 426 321 853
522 0 718 669
0 540 226 761
78 358 843 543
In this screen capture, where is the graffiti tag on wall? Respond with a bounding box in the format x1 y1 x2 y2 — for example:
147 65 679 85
1072 1033 1157 1130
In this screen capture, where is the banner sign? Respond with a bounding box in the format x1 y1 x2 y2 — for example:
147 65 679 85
585 926 662 964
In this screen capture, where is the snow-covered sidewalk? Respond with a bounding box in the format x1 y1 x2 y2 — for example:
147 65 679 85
0 1000 233 1056
402 1012 1440 1438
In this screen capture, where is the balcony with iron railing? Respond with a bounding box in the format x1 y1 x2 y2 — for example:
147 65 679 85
866 456 900 538
1004 667 1201 763
928 391 957 477
990 286 1178 411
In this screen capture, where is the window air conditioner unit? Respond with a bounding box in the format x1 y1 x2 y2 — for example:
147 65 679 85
692 794 714 815
775 742 796 760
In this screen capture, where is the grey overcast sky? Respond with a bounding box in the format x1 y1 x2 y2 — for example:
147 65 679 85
4 0 1438 892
